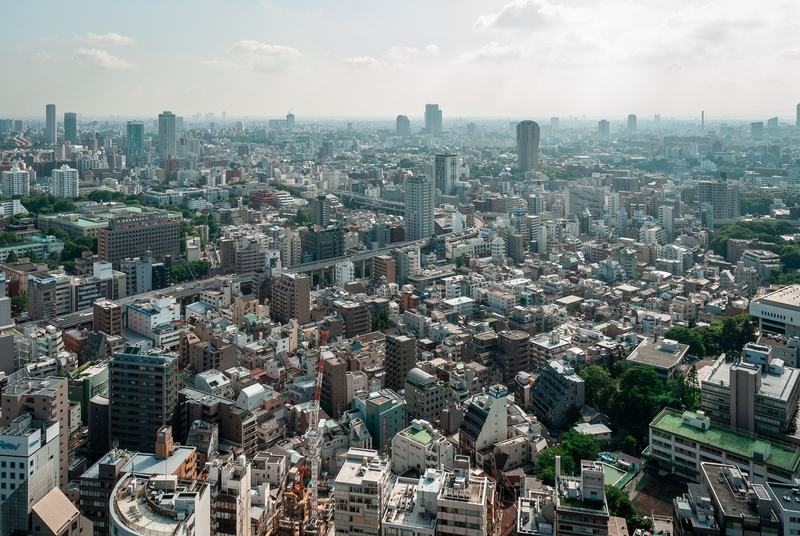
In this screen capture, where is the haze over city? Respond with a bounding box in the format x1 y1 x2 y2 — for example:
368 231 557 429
3 0 800 118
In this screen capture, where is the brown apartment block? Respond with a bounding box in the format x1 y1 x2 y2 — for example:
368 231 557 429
97 209 180 267
271 273 310 324
93 299 122 336
372 255 396 284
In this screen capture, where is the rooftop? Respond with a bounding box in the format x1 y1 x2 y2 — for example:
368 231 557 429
702 357 800 402
383 477 438 530
627 337 687 371
120 447 197 475
755 284 800 311
651 409 800 472
766 483 800 513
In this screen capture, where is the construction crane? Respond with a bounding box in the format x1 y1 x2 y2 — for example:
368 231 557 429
303 331 329 534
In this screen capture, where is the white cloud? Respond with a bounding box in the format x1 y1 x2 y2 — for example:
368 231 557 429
339 56 381 69
33 52 55 61
82 32 136 46
425 44 439 54
780 46 800 58
386 44 440 60
230 40 301 71
73 48 137 69
475 0 574 30
457 42 530 62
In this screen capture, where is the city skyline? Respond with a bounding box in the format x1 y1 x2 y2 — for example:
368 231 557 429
3 0 800 118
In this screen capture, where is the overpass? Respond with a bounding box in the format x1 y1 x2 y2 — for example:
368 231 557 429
338 192 406 214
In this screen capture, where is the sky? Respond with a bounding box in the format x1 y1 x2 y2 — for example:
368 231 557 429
2 0 799 121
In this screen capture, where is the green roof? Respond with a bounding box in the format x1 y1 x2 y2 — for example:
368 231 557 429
404 426 432 445
651 409 800 472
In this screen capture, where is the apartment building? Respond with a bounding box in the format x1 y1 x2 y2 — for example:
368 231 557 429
404 368 453 422
334 448 392 536
391 419 455 474
271 273 311 324
97 208 180 267
530 360 585 429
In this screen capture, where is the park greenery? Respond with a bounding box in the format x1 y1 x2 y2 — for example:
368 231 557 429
577 362 699 449
171 260 212 282
664 314 756 357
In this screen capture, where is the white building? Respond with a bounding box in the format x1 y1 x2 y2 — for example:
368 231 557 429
383 470 442 536
1 168 30 197
52 165 79 198
391 420 455 474
334 448 392 536
335 259 355 287
0 414 60 510
126 294 182 349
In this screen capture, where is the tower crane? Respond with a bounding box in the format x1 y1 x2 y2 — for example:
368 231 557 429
304 331 328 534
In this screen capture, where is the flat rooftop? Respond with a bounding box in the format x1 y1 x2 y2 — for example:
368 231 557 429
383 477 438 530
651 409 800 472
402 426 433 446
755 285 800 311
627 337 687 370
700 463 776 520
702 358 800 402
766 483 800 512
120 447 196 475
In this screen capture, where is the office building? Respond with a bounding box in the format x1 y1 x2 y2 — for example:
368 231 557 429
396 114 411 135
495 330 533 385
554 459 609 536
392 420 454 474
697 180 740 220
530 360 585 428
766 481 800 535
1 166 30 196
434 153 458 196
108 347 178 452
701 342 800 435
27 271 72 320
404 368 451 422
649 408 800 483
97 208 180 267
1 375 69 489
627 114 637 134
158 110 177 161
699 463 779 535
234 237 265 274
373 255 396 284
385 333 416 392
127 121 144 157
626 337 688 382
425 104 442 134
751 121 764 139
94 299 122 336
110 472 210 536
31 488 92 536
382 470 440 536
437 456 495 536
310 193 331 227
516 120 540 171
339 302 371 339
45 104 56 145
285 112 295 129
598 120 610 138
0 414 62 535
321 351 349 418
64 112 77 144
52 165 79 198
405 174 435 241
270 273 311 324
352 389 407 451
459 385 509 466
334 448 392 536
750 284 800 337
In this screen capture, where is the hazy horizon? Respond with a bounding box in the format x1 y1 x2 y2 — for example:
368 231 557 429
3 0 799 120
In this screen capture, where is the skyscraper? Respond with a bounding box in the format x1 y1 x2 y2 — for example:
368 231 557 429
796 104 800 129
405 174 435 241
627 114 637 134
45 104 56 145
396 115 411 135
158 110 177 161
598 120 610 138
52 164 79 197
286 113 295 129
385 334 416 391
64 112 77 144
109 347 178 452
310 193 330 227
434 153 458 196
424 103 442 134
127 121 144 156
516 120 540 171
1 166 30 196
698 179 740 220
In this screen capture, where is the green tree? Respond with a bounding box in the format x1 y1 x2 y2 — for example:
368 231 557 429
605 485 648 530
578 366 617 413
296 208 312 227
371 310 390 331
535 447 575 486
5 250 17 263
620 435 639 456
24 250 39 263
560 430 600 468
664 326 705 355
612 366 665 440
11 293 27 315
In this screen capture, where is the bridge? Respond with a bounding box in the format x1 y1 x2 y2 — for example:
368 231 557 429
338 192 406 214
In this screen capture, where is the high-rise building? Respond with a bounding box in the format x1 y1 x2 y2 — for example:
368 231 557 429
270 273 311 324
516 120 540 171
45 104 56 145
598 119 610 138
52 164 79 198
698 180 740 220
405 174 435 241
108 347 178 452
396 115 411 136
127 121 144 156
751 121 764 139
158 111 177 161
385 333 416 391
97 208 181 268
1 167 30 196
424 103 442 134
93 299 122 336
286 112 295 129
310 193 330 227
434 153 458 196
796 104 800 129
373 255 396 284
64 112 77 144
334 449 392 536
627 113 637 134
551 116 560 130
1 376 69 490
